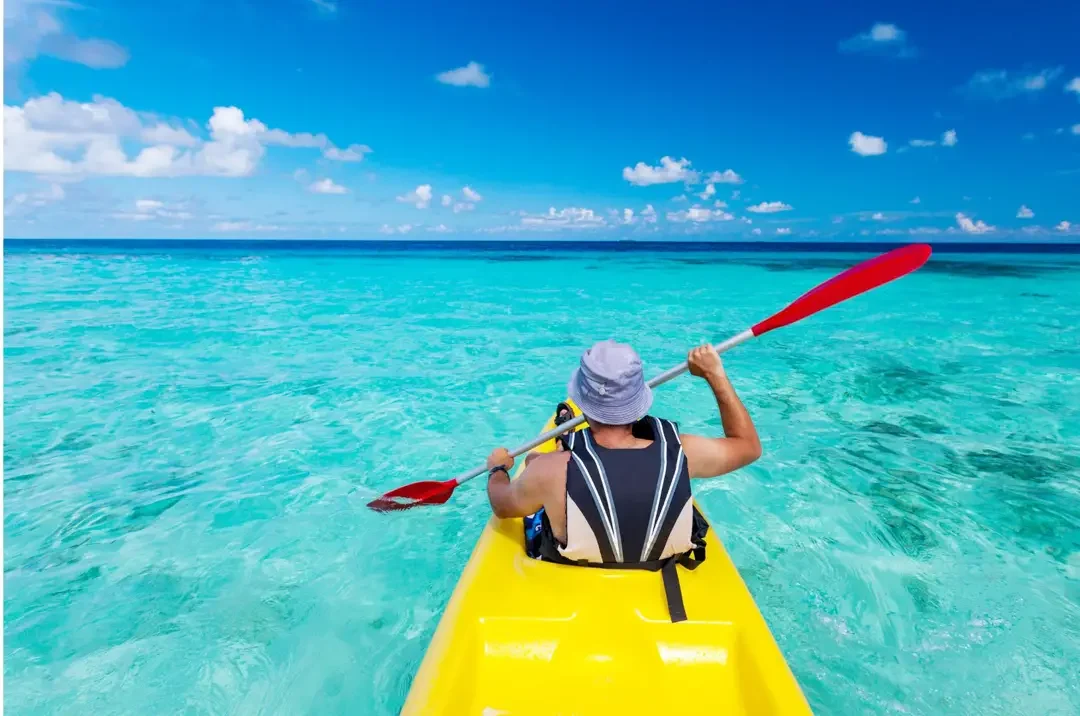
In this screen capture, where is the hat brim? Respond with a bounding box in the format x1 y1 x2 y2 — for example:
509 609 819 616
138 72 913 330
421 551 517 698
567 368 654 425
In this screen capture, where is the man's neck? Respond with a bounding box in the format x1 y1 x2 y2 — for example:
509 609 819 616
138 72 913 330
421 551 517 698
590 423 637 449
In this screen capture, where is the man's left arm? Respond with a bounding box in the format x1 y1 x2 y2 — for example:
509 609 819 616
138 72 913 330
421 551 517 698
486 447 549 519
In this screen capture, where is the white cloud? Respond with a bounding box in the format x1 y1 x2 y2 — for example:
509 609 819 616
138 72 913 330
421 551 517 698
397 184 433 208
3 93 366 179
909 227 942 235
871 212 886 221
1067 77 1080 98
698 183 716 200
4 0 128 87
776 227 792 235
942 129 957 147
441 194 453 207
310 0 337 12
910 196 921 204
1017 205 1034 218
849 131 887 156
1072 124 1080 135
519 207 606 229
832 216 844 224
4 181 65 216
666 205 734 223
141 123 200 147
1056 221 1072 232
213 221 281 232
740 216 752 224
309 178 348 194
324 143 371 161
714 200 727 209
751 228 762 236
112 198 194 222
621 209 636 225
705 169 744 184
435 61 491 88
962 67 1063 100
641 204 657 224
462 186 483 202
452 202 475 213
731 190 741 200
672 194 688 202
838 23 916 58
746 201 793 213
427 224 450 233
955 212 994 234
622 156 698 186
379 223 415 234
909 139 936 147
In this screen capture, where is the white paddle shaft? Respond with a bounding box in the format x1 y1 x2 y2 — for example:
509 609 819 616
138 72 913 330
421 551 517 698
450 328 756 487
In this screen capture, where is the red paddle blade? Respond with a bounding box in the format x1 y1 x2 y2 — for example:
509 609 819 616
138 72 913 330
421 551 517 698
752 243 931 336
367 479 458 512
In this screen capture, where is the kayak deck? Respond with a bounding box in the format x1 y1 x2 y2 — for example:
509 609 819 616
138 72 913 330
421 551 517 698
402 408 811 715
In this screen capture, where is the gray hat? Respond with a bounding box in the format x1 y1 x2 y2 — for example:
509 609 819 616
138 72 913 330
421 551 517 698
567 340 653 425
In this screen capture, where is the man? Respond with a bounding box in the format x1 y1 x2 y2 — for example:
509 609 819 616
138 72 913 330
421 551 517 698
485 339 761 566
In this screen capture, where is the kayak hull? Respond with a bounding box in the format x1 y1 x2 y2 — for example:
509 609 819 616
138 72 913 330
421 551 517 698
402 405 812 715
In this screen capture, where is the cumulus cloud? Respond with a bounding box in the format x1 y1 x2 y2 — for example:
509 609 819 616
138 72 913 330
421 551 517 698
309 178 348 194
746 201 793 213
1067 77 1080 98
698 183 716 200
379 223 415 234
776 227 792 235
397 184 433 208
838 22 916 58
910 196 921 204
462 185 483 202
1017 205 1034 218
942 129 957 147
1056 221 1072 232
441 194 453 207
705 169 744 184
962 67 1063 100
909 139 936 147
427 224 451 233
3 93 367 179
641 204 657 224
871 212 886 221
955 212 994 234
751 228 762 236
324 143 372 161
849 131 887 156
672 194 688 202
666 204 734 223
519 207 607 229
112 198 194 222
622 156 698 186
452 202 475 213
436 61 491 88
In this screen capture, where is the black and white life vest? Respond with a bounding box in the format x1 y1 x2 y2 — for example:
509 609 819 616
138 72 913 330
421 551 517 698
536 416 708 622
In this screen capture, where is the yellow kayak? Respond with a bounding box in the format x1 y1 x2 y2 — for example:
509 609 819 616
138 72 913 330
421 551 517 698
402 403 812 715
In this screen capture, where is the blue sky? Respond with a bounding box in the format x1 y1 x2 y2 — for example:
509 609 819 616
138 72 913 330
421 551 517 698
4 0 1079 240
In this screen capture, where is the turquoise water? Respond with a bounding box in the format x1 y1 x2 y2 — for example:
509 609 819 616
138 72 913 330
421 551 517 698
5 244 1080 715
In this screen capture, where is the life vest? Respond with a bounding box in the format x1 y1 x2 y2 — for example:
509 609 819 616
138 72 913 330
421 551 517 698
535 416 708 622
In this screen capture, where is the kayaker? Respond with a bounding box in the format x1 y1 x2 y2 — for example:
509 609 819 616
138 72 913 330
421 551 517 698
485 339 761 566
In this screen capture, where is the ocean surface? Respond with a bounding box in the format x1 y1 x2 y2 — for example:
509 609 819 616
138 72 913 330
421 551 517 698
5 241 1080 715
